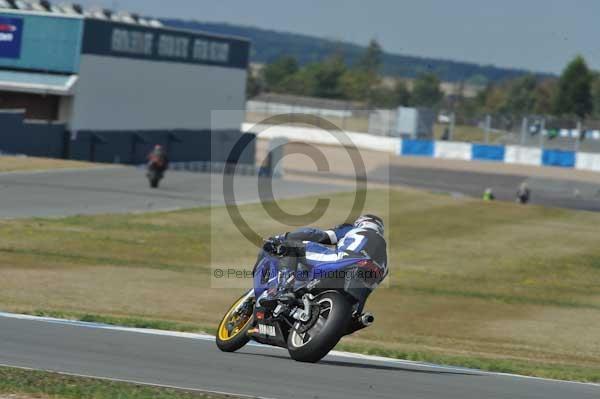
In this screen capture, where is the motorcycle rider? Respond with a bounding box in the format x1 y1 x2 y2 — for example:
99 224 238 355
263 215 388 308
147 144 169 174
516 182 531 204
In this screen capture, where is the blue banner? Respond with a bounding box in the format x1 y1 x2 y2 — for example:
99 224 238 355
471 144 505 162
401 139 434 157
0 16 23 59
542 149 575 168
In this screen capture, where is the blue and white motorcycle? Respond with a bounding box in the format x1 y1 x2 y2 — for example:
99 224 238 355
216 240 384 363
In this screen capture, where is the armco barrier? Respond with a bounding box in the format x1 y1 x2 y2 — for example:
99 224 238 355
542 149 576 168
401 139 434 157
434 141 471 160
471 144 505 162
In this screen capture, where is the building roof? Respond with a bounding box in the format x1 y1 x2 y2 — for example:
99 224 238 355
0 70 77 95
0 4 249 43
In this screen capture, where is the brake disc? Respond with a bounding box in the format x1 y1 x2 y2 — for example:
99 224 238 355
297 304 321 333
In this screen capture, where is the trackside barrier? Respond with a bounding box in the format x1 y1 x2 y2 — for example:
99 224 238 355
401 139 434 157
504 146 542 166
434 141 471 160
576 152 600 172
471 144 505 162
541 149 576 168
241 124 600 173
242 123 399 154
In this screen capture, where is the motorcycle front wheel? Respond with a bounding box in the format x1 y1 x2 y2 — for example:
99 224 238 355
216 289 254 352
287 291 352 363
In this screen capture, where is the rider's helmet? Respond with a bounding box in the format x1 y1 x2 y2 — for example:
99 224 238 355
354 214 384 236
153 145 164 155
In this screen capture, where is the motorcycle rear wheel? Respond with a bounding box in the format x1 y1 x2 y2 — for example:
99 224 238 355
216 290 254 352
287 291 352 363
149 176 160 188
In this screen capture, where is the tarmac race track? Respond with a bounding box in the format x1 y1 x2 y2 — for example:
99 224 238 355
1 164 599 220
0 167 353 219
385 165 600 211
1 164 600 398
0 314 598 399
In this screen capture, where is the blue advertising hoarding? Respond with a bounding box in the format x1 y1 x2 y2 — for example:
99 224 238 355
0 16 23 59
0 12 83 74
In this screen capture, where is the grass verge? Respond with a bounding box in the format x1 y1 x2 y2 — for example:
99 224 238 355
23 309 216 335
0 366 243 399
1 189 599 382
337 343 600 383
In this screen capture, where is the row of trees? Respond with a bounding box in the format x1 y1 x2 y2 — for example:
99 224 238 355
248 40 444 108
458 56 598 121
249 40 600 122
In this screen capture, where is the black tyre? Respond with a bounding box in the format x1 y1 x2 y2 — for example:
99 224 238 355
216 290 254 352
150 177 160 188
287 291 352 363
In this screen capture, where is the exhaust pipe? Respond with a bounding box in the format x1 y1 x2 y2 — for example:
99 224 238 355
360 312 374 327
344 312 375 335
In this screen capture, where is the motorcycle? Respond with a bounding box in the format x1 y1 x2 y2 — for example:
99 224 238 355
146 161 165 188
215 244 384 363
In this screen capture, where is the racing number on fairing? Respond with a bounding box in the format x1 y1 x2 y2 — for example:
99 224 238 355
338 231 366 252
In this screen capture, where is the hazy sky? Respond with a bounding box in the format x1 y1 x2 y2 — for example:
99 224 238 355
75 0 599 74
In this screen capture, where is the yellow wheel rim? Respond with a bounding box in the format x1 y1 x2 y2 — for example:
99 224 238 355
218 294 253 341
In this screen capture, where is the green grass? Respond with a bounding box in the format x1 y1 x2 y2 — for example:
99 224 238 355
24 309 216 334
1 189 599 382
0 366 242 399
337 343 600 382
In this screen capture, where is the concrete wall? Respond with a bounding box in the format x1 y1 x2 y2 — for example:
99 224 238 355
69 55 247 132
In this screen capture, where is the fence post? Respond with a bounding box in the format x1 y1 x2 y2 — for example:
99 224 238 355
539 118 545 149
520 117 527 146
575 120 582 152
484 114 491 144
449 112 455 141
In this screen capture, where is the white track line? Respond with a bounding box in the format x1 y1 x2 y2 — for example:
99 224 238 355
0 312 598 388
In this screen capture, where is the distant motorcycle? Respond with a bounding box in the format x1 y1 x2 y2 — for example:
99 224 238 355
216 241 384 363
146 145 168 189
146 157 167 188
146 163 164 188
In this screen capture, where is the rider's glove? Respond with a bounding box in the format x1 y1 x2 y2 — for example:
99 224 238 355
263 235 286 255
